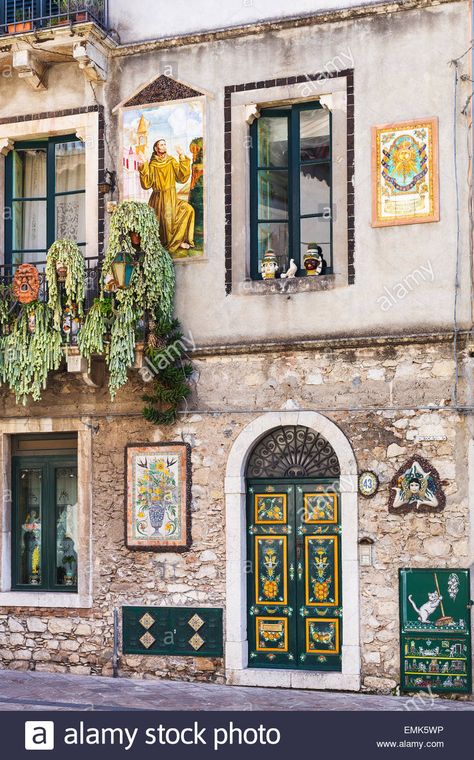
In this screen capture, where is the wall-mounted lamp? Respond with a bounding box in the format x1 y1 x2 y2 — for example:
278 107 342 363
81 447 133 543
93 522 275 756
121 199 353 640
98 169 117 196
358 537 374 568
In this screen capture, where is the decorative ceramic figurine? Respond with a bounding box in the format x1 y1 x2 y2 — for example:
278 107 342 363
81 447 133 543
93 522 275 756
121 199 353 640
12 263 40 304
280 259 298 279
304 243 324 276
56 260 68 282
27 312 36 334
262 248 278 280
261 248 279 280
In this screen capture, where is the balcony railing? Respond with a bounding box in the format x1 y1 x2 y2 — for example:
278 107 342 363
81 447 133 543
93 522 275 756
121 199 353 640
0 257 100 345
0 1 108 37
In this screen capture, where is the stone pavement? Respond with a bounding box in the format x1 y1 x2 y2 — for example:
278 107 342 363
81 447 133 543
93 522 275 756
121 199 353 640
0 670 472 711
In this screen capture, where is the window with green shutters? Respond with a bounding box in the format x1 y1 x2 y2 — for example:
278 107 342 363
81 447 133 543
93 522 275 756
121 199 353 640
250 101 332 280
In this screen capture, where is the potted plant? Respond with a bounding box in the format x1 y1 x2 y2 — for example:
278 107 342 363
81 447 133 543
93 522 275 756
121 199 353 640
8 7 33 34
51 0 71 26
73 2 88 23
80 201 175 400
45 240 85 333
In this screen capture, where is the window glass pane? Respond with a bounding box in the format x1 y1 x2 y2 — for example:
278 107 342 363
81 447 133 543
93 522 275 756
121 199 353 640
258 222 289 275
55 467 78 587
300 217 331 269
55 141 86 193
18 469 42 586
12 200 47 251
258 170 288 220
56 193 85 243
300 163 331 216
12 148 47 199
258 117 288 167
300 109 330 162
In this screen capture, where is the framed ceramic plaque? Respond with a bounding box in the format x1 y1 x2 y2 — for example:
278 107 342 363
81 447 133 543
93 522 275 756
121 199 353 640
125 442 192 551
372 118 439 227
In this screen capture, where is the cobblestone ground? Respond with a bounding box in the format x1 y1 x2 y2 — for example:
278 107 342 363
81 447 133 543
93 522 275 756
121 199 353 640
0 671 472 711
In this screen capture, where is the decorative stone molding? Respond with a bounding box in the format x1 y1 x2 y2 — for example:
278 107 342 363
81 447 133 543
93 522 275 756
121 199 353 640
224 410 361 691
12 49 47 91
244 104 260 125
0 138 14 156
73 41 107 82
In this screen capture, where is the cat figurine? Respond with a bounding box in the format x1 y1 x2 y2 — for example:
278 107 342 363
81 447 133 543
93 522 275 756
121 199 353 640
408 591 442 622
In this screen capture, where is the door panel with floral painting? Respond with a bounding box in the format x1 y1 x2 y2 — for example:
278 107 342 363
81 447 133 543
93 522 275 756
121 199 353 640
247 480 341 670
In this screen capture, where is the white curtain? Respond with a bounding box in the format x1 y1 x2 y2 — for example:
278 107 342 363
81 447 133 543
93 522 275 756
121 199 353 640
55 142 86 245
14 150 47 264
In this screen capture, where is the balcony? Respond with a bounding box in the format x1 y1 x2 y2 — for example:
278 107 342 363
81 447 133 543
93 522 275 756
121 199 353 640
0 1 108 36
0 1 112 86
0 256 100 346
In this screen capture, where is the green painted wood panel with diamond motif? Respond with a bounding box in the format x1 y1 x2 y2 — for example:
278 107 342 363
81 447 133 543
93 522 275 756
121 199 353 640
247 480 342 670
122 607 223 657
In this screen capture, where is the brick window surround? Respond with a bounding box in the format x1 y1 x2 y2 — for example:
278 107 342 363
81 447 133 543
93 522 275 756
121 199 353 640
224 70 354 294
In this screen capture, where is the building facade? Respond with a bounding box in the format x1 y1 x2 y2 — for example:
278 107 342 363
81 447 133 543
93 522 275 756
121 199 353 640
0 0 472 694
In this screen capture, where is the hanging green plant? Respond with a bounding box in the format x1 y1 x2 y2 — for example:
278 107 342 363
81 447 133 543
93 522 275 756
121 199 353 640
46 239 86 331
101 200 175 319
0 283 12 328
142 318 194 425
79 201 175 400
2 302 62 404
77 296 112 361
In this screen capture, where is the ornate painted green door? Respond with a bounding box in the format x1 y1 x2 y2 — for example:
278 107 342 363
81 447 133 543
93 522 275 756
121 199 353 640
247 479 342 670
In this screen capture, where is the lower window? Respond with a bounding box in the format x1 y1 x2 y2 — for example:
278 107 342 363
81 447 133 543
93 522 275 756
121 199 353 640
12 435 78 591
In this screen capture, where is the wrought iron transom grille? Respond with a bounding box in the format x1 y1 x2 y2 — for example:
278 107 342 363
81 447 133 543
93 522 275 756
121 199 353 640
246 426 340 479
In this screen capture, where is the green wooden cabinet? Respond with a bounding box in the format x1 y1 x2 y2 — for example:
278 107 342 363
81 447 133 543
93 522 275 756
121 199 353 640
399 569 472 694
247 479 342 671
122 607 223 657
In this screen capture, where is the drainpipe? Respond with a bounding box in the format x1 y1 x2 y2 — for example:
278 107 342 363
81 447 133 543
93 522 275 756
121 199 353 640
112 607 119 678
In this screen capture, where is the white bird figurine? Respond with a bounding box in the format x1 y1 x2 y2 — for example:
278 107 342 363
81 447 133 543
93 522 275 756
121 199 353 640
280 259 297 279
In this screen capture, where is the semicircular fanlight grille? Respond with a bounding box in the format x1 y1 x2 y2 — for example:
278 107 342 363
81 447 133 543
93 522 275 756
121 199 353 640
246 425 340 479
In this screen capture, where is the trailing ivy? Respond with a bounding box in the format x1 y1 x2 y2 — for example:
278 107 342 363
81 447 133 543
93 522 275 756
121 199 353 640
46 240 86 332
2 303 62 404
142 318 194 425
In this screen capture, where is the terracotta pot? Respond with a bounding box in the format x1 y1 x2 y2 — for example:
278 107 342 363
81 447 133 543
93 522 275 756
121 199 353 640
7 21 32 34
75 12 88 22
13 263 40 304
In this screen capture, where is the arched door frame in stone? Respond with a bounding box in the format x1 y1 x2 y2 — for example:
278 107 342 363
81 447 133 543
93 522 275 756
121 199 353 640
225 411 360 691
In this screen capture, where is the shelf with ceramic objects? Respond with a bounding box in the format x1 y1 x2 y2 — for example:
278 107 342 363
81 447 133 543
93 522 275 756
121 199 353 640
399 568 472 694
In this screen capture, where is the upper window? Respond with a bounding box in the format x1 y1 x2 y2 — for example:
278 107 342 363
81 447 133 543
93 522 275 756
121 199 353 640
250 101 332 280
4 135 85 266
11 434 78 592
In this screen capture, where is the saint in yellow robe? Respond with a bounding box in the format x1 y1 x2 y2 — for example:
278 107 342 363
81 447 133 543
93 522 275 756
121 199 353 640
139 154 195 253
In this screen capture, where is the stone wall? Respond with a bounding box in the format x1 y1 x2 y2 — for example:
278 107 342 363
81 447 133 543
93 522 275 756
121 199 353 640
0 335 471 692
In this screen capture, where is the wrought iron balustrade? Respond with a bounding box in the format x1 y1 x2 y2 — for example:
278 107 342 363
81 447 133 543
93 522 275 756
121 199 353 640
0 0 108 36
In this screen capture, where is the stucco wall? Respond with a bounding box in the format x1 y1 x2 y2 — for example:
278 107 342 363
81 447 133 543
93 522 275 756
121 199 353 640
105 0 471 345
0 3 470 346
108 0 385 44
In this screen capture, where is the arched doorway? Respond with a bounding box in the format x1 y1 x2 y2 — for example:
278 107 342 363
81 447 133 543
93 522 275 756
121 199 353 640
246 426 342 671
225 411 360 691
